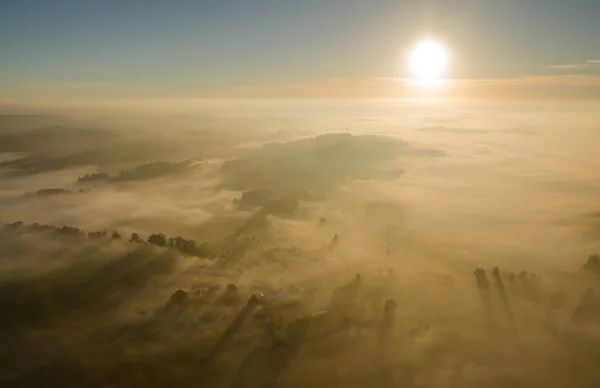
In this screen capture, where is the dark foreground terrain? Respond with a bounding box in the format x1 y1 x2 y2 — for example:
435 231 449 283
1 224 600 388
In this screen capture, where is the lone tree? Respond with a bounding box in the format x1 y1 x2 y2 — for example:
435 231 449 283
329 233 340 251
130 232 143 243
584 253 600 275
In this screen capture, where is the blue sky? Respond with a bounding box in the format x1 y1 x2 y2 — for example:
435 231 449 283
1 0 599 100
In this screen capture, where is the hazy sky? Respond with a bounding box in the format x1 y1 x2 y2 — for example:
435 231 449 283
1 0 600 101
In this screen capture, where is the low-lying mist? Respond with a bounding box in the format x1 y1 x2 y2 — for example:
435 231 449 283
0 100 599 387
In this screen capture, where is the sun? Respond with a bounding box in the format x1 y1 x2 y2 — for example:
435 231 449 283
407 41 449 80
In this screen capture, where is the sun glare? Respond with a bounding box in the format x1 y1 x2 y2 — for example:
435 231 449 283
408 41 449 80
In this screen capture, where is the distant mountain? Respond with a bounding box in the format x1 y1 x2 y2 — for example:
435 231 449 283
0 125 117 153
0 114 70 133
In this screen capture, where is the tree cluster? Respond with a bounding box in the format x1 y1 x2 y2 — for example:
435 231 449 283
167 236 197 255
35 188 71 196
112 161 191 182
88 230 108 239
77 172 109 183
147 232 207 256
148 233 167 247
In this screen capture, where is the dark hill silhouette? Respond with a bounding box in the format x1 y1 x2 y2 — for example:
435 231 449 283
221 133 444 196
0 125 117 153
0 114 68 133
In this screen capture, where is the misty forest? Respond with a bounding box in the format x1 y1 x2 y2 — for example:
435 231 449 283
1 105 600 388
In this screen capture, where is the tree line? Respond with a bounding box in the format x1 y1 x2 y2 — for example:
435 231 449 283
26 188 88 197
1 221 209 257
76 161 192 184
77 172 109 183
